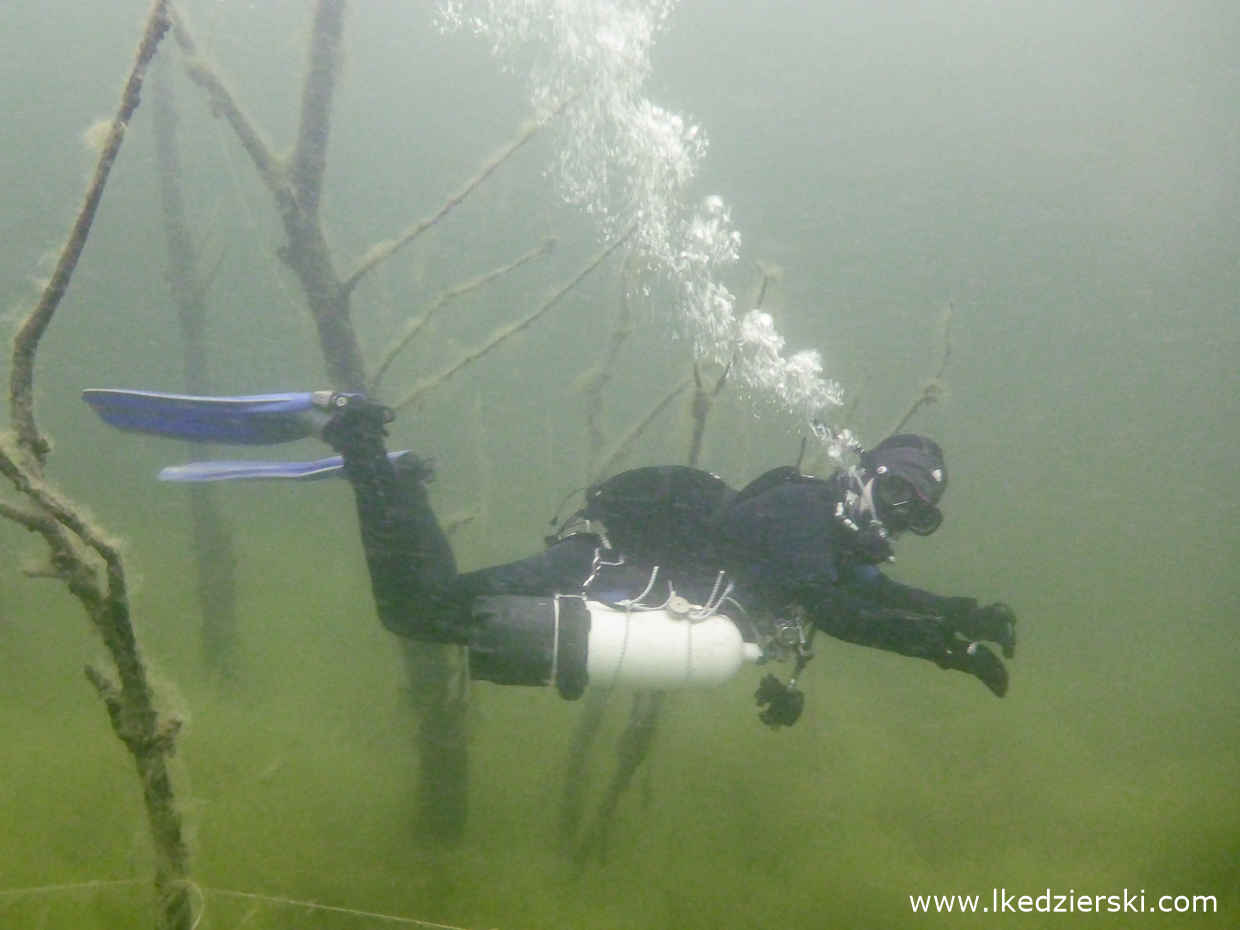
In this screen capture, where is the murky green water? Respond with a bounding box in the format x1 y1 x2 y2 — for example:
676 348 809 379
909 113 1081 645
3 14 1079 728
0 1 1236 927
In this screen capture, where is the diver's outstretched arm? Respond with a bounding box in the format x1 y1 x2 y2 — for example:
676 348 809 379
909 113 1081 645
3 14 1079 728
842 564 1016 659
321 396 470 644
808 586 1010 697
843 563 976 617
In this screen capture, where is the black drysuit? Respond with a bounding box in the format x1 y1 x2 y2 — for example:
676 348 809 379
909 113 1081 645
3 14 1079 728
327 411 1005 689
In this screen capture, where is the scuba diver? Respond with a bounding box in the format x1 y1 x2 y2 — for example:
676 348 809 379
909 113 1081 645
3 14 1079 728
84 388 1016 724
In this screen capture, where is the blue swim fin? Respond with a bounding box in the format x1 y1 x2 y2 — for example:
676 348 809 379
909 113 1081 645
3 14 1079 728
82 389 333 445
158 452 410 483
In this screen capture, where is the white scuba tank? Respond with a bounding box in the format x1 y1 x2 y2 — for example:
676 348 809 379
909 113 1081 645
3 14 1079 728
468 593 762 697
583 598 762 691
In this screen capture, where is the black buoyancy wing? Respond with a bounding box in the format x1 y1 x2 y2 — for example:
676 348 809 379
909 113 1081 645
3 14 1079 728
584 466 735 571
731 465 807 509
713 479 842 596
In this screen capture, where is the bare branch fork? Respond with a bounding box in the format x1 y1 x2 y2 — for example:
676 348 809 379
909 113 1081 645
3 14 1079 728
891 303 954 436
394 226 636 413
344 105 573 295
683 262 778 469
0 3 194 928
687 358 733 469
10 6 165 466
173 0 364 387
589 376 691 484
172 2 570 391
579 256 637 476
369 238 557 394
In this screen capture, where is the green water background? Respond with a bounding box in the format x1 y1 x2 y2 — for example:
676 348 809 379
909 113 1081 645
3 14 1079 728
0 1 1236 927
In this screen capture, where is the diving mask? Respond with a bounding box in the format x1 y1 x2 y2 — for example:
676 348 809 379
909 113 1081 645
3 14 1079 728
873 473 943 536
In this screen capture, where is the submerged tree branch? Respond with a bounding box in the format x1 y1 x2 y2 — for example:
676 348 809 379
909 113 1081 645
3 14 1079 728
559 689 611 852
685 263 772 468
0 498 91 591
590 375 692 483
171 10 292 217
291 0 346 221
573 691 664 867
0 5 194 928
687 358 733 470
174 6 362 387
10 1 171 470
344 100 572 295
891 304 953 436
580 256 637 477
393 227 634 412
369 238 556 394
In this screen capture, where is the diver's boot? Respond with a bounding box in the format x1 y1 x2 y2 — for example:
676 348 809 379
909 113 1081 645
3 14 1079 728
318 392 395 454
84 387 417 483
955 601 1017 660
937 638 1008 697
992 605 1017 660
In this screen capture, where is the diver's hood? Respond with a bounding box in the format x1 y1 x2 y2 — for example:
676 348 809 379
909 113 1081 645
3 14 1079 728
858 434 948 505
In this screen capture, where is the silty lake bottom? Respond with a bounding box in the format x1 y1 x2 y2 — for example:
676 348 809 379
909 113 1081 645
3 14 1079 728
0 1 1236 927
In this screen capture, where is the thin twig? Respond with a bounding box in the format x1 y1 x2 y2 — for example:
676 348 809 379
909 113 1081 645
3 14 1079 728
442 509 479 538
591 375 692 483
0 446 120 583
839 374 871 431
686 356 733 470
344 97 576 294
172 10 293 219
581 256 637 476
369 238 556 393
0 499 92 592
0 499 58 536
203 885 482 929
891 304 953 436
175 5 363 388
753 271 771 310
682 263 771 468
394 227 634 412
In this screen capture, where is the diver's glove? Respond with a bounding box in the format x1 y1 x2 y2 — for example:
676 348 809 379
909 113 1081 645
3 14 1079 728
936 637 1008 698
956 601 1017 659
316 392 394 455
